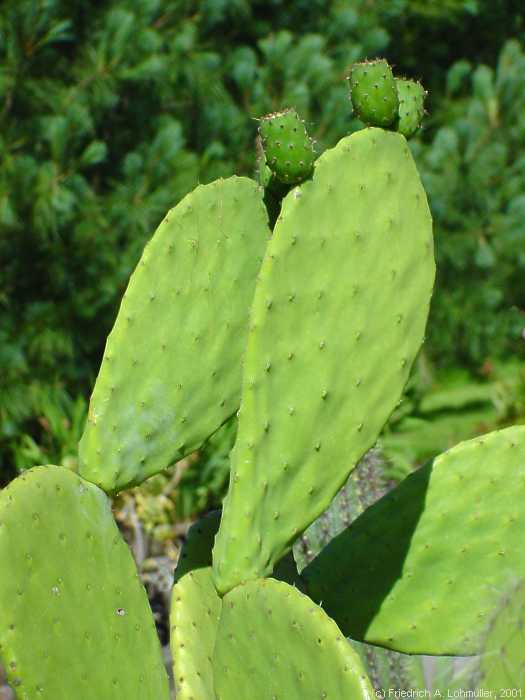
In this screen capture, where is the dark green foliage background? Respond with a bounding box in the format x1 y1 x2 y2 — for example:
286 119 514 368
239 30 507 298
1 0 525 482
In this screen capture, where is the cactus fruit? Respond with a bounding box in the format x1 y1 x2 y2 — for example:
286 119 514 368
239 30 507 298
0 466 169 699
396 78 426 138
258 109 316 185
349 59 399 127
256 133 292 228
212 578 374 700
470 578 525 692
302 425 525 655
212 127 435 595
78 176 270 493
170 511 222 700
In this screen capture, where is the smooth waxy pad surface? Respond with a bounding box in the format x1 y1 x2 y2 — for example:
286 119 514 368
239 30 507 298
396 78 426 138
79 176 270 493
303 426 525 655
213 578 374 700
170 512 222 700
213 128 435 594
0 466 169 700
350 60 399 126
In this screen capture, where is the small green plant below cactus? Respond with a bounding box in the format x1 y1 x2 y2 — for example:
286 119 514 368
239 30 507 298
1 57 525 700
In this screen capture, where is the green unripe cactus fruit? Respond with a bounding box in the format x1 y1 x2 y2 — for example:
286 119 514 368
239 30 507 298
396 78 426 138
258 109 315 185
170 512 222 700
212 127 435 595
79 176 270 493
302 425 525 656
349 59 399 127
0 466 169 699
212 578 374 700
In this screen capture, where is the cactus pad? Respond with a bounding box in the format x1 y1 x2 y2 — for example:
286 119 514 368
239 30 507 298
396 78 426 138
213 578 374 700
303 425 525 655
349 60 399 127
259 109 315 185
79 176 270 493
171 512 222 700
213 127 435 594
471 578 525 692
0 466 169 699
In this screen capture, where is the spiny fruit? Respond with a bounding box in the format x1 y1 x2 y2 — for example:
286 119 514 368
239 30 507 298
349 59 399 127
258 108 316 185
395 78 426 138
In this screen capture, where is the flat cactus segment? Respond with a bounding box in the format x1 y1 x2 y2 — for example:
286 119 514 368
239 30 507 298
349 59 399 126
213 578 374 700
470 579 525 693
259 109 315 185
352 641 426 695
294 449 388 571
0 466 169 700
396 78 426 138
213 127 435 594
171 512 222 700
292 451 427 694
302 425 525 656
79 176 270 493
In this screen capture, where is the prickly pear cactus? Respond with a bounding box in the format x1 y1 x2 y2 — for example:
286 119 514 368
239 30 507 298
0 467 169 699
396 78 426 138
79 176 270 493
170 511 222 700
294 449 427 694
470 578 525 692
303 425 525 655
213 127 435 595
293 449 388 571
258 109 315 185
349 59 399 127
213 578 374 700
353 641 427 694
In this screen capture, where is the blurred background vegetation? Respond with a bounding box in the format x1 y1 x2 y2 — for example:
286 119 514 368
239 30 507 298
1 0 525 522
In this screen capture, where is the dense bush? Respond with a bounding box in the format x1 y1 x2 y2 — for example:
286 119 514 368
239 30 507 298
1 0 524 481
418 40 525 366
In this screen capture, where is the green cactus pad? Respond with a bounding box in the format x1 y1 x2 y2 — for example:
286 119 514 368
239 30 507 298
259 109 315 185
471 579 525 692
352 641 426 695
213 578 374 700
213 127 435 594
79 176 270 493
303 425 525 655
294 449 388 571
396 78 426 138
349 59 399 127
0 466 169 699
171 512 222 700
